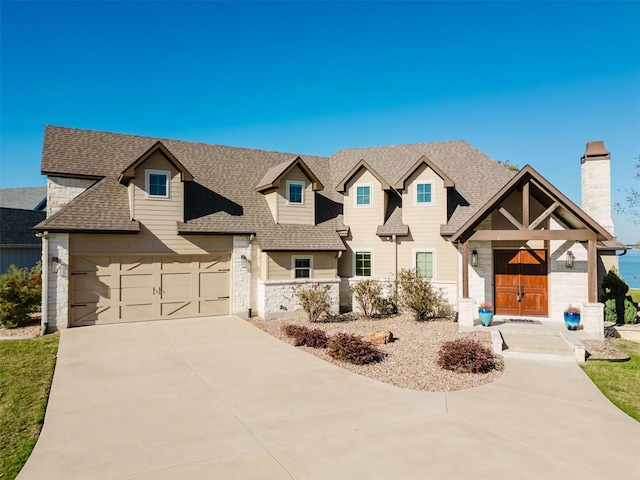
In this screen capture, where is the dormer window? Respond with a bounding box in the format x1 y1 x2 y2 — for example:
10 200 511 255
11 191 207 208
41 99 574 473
355 184 371 206
287 180 304 205
146 170 170 198
416 182 433 205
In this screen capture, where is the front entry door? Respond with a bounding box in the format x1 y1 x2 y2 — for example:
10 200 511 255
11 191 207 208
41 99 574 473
494 249 548 316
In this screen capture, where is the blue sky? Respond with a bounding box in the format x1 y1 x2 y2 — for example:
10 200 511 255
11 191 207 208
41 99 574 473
1 1 639 243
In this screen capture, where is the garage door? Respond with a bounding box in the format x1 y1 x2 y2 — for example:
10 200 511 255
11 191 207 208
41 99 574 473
70 255 230 326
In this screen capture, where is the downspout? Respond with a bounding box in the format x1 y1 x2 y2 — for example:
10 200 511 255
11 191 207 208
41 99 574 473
37 232 49 335
247 234 254 317
392 234 398 310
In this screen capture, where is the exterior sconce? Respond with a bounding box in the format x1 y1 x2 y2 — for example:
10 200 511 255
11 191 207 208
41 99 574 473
241 254 248 269
471 250 478 268
52 256 61 273
566 251 575 269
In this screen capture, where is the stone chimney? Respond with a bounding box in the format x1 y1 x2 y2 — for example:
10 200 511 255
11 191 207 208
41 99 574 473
581 140 614 235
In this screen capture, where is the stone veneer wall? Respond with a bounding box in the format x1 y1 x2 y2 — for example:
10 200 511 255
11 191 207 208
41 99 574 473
44 177 94 332
232 236 251 316
257 278 340 320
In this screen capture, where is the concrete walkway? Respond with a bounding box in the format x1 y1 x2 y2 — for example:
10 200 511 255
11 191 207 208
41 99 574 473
18 316 639 480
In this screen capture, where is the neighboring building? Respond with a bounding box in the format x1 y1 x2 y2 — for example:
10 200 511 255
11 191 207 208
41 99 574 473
0 187 47 273
35 126 625 337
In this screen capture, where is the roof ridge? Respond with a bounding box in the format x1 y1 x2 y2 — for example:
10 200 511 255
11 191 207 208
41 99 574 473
332 139 469 156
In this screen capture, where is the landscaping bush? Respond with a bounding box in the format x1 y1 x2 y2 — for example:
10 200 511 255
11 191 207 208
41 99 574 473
327 333 386 365
437 338 499 374
396 268 446 321
0 264 42 329
601 268 636 325
281 324 328 348
294 283 331 322
605 298 638 325
352 279 388 317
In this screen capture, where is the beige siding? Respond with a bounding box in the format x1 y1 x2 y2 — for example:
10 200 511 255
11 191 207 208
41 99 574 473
267 251 336 280
276 167 314 225
70 233 232 255
399 165 457 281
340 169 393 277
264 190 278 223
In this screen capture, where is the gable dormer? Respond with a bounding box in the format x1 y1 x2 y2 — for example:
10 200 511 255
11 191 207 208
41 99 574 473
119 141 193 222
255 156 323 225
336 160 390 226
394 155 453 225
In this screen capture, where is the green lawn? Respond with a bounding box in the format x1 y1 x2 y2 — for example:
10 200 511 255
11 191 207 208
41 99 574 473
0 335 59 480
629 288 640 304
581 339 640 422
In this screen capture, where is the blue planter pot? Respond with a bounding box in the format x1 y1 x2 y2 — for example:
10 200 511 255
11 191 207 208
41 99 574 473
564 312 581 331
478 309 493 327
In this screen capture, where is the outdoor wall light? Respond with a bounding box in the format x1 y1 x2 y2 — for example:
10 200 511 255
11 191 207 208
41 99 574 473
52 256 61 273
566 251 575 269
471 250 478 268
241 254 248 269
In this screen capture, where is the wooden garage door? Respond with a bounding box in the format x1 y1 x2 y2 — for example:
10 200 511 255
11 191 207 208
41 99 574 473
70 255 230 326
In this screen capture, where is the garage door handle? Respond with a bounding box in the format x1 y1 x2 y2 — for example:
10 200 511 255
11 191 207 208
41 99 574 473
71 304 87 307
72 272 87 276
218 269 230 272
217 296 230 299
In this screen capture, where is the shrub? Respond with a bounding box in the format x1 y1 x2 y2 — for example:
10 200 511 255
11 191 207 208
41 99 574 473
605 298 638 324
352 279 388 317
294 283 332 322
281 324 328 348
0 264 42 328
396 269 446 321
601 268 632 325
437 338 499 374
327 333 386 365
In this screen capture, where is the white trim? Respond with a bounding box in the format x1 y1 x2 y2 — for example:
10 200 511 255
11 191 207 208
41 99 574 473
354 183 372 207
414 181 434 206
291 255 313 279
353 249 373 277
286 180 305 206
413 249 435 279
145 169 170 199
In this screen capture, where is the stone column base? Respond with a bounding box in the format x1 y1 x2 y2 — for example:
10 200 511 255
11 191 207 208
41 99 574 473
458 298 476 329
581 302 604 339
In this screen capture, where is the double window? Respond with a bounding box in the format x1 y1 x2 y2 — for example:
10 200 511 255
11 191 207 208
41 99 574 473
355 251 372 277
146 170 170 198
287 181 304 205
355 185 371 206
416 182 433 205
415 251 434 278
293 256 312 278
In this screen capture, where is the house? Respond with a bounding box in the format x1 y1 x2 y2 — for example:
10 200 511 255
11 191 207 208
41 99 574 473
35 126 625 338
0 187 47 273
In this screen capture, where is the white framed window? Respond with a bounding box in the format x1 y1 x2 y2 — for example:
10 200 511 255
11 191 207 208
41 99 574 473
355 184 372 206
415 182 433 205
414 250 435 279
354 250 373 277
146 170 170 199
287 181 304 205
292 256 312 279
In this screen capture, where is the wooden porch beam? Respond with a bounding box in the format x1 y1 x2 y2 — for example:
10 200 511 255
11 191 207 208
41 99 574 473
588 238 597 302
498 207 524 230
462 241 469 298
523 182 530 229
529 201 560 231
469 229 597 241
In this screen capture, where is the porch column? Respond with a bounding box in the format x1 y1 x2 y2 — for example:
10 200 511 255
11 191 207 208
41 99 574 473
587 239 597 303
461 240 469 298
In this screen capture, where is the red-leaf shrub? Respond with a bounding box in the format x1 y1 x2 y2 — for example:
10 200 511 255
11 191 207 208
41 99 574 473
281 324 328 348
437 338 499 374
327 333 386 365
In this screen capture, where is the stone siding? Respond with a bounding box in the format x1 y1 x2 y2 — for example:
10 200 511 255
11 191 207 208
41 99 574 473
232 236 251 316
46 233 69 331
257 278 340 320
47 177 95 216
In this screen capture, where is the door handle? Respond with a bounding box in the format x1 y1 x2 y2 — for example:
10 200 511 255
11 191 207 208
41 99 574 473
520 285 524 298
516 285 521 302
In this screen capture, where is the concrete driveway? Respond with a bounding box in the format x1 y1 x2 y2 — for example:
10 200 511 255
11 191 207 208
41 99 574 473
18 316 639 479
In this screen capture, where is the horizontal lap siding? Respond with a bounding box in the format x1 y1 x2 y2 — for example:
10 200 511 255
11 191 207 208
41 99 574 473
267 251 336 280
276 167 314 225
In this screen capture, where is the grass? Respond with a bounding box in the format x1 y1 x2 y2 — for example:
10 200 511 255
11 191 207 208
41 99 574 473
628 288 640 304
0 334 59 480
581 339 640 422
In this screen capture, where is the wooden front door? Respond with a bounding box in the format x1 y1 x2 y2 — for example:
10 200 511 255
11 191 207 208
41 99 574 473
494 249 548 316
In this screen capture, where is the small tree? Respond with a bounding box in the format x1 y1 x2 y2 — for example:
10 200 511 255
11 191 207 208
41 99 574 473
294 283 331 322
352 279 387 317
601 268 635 326
396 268 444 321
0 264 42 328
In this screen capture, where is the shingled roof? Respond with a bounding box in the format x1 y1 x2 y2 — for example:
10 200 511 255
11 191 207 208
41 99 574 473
37 126 517 247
